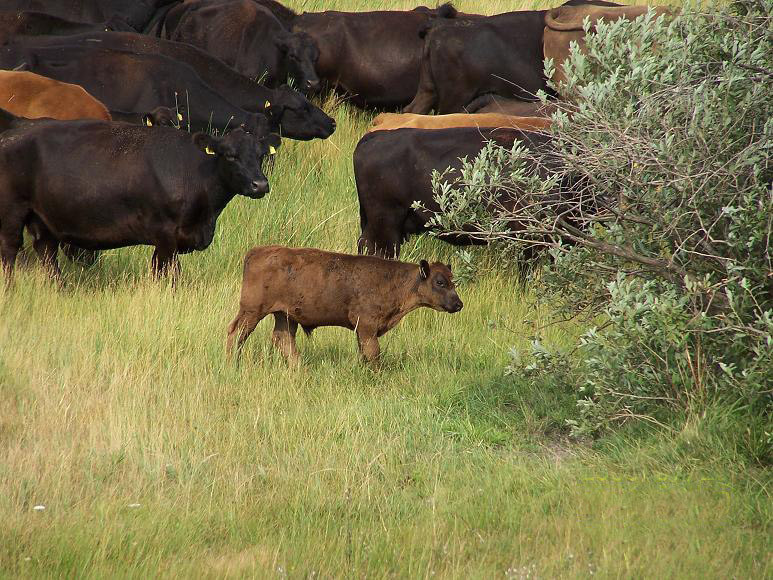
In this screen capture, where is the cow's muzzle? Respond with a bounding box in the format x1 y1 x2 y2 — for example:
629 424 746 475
247 178 269 198
304 79 321 93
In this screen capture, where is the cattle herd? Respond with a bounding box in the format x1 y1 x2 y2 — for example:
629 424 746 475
0 0 666 364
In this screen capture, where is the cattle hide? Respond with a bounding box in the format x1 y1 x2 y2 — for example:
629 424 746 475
543 4 675 90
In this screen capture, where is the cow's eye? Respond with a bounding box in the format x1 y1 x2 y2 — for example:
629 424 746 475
435 279 445 287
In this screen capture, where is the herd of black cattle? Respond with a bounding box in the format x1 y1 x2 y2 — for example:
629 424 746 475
0 0 658 281
0 0 661 361
0 1 668 355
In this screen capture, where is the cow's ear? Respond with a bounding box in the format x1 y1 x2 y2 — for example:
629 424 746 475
263 133 282 155
447 263 452 272
193 132 219 156
419 260 430 280
275 35 290 53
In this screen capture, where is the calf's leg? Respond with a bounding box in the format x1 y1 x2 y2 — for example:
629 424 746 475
356 327 380 365
272 313 300 367
226 309 266 359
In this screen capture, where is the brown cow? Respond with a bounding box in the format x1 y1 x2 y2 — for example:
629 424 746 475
368 112 552 133
544 4 674 90
0 70 111 121
226 246 464 366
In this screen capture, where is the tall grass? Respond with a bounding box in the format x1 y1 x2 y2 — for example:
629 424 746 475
0 1 769 577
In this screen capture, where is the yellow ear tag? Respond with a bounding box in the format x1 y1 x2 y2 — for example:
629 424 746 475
264 100 271 108
145 117 153 127
177 113 183 121
205 146 216 156
269 145 277 155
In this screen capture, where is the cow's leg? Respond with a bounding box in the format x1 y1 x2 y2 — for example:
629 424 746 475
403 87 436 115
151 243 180 282
62 244 98 267
437 85 478 115
32 228 62 285
402 31 437 114
226 308 266 359
356 326 380 366
359 211 404 259
0 211 25 285
271 312 300 367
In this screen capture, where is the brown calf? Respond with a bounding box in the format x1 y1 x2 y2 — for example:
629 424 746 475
367 112 552 133
226 246 464 365
0 70 111 121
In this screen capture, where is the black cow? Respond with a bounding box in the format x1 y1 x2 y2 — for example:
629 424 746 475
0 0 176 31
7 32 335 140
0 108 281 283
354 127 555 258
155 0 320 93
404 0 620 114
0 10 133 45
254 2 464 109
0 43 266 133
403 11 550 114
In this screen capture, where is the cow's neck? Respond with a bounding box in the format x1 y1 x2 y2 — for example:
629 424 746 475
202 176 237 216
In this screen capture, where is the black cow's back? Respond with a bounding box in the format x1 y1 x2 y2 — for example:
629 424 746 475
354 127 553 256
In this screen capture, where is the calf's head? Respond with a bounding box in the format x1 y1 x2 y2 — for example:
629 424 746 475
193 128 281 199
276 32 321 94
415 260 464 313
267 85 335 140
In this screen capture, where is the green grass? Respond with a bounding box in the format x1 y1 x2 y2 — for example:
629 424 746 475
0 1 770 577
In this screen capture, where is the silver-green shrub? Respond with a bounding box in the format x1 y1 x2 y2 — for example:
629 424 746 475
423 0 772 455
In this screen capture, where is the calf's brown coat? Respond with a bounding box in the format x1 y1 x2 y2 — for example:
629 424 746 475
226 246 464 365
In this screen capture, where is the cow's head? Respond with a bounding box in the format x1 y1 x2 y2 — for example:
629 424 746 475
265 85 335 140
193 128 281 199
142 106 183 128
276 31 321 94
415 260 463 313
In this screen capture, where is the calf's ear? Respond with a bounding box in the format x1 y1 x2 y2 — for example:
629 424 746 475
419 260 430 279
193 132 219 156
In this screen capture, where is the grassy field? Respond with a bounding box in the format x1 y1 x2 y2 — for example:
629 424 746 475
1 0 770 577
